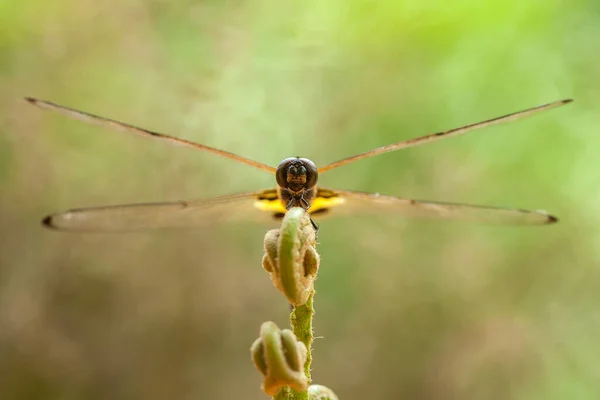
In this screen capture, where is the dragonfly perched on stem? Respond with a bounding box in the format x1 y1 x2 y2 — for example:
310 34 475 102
25 97 572 232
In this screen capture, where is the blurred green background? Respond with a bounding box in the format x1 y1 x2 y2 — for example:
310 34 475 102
1 0 598 399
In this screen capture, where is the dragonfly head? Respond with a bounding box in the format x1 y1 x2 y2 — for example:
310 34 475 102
276 157 318 193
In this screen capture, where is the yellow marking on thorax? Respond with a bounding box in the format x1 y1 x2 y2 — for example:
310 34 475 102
307 195 346 213
253 197 287 214
253 192 346 214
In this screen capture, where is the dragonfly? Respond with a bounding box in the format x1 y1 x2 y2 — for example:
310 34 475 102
25 97 572 232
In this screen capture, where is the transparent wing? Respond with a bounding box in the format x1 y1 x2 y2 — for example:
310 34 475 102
318 99 573 173
25 97 276 174
312 188 557 225
43 189 281 232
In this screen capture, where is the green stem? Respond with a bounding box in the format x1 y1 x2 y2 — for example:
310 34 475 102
256 208 338 399
273 291 315 400
262 208 318 400
290 291 314 382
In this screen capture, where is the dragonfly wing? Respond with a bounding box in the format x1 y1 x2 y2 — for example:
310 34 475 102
318 100 573 173
311 188 557 225
25 98 277 174
43 189 283 232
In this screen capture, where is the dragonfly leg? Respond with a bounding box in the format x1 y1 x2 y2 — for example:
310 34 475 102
300 196 319 233
286 194 319 233
309 218 319 233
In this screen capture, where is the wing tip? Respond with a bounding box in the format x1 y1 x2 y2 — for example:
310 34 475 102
537 210 558 224
24 97 51 109
41 215 59 230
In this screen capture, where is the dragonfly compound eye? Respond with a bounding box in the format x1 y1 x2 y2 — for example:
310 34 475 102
299 158 318 189
276 157 297 189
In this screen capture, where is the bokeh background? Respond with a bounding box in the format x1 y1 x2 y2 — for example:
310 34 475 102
1 1 599 399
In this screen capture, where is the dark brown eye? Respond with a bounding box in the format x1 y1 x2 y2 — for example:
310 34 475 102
276 157 296 188
299 158 318 189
